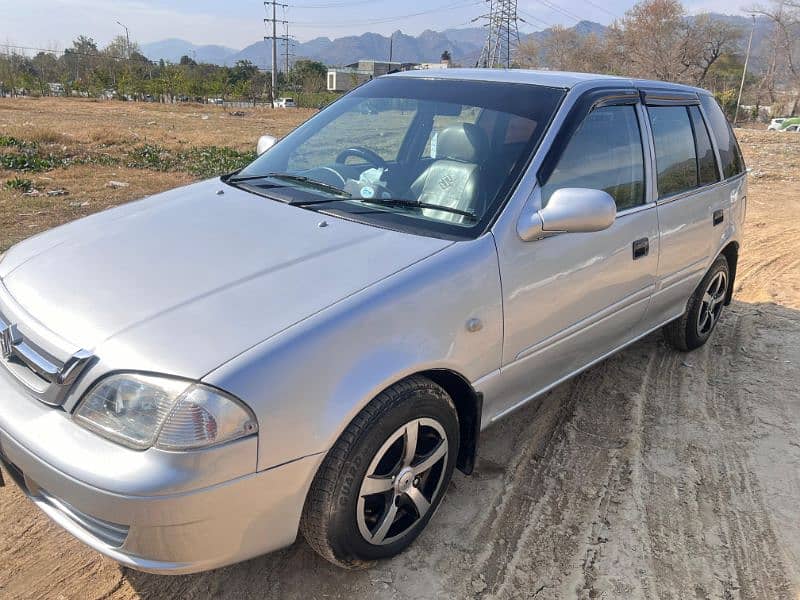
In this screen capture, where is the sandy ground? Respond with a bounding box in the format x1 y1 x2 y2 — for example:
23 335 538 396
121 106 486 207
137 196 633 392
1 102 800 599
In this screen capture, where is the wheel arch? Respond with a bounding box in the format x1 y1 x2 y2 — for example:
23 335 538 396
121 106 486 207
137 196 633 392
719 241 739 305
417 369 482 475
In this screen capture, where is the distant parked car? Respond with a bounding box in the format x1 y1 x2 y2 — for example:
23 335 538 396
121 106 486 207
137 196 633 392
778 117 800 131
275 97 296 108
768 118 787 130
208 97 224 105
0 70 746 574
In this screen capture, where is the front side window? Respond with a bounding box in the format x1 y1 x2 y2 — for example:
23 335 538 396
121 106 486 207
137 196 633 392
648 106 698 198
229 78 565 240
541 104 645 211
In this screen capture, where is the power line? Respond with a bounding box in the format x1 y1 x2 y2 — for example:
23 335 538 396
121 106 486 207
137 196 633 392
291 0 482 27
531 0 581 23
292 0 376 8
517 8 552 29
580 0 618 19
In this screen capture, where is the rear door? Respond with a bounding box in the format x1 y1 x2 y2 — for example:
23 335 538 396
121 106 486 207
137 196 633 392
642 91 734 326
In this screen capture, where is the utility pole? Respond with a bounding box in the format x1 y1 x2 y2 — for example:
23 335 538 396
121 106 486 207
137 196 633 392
284 22 295 78
734 14 756 126
389 33 394 63
264 0 288 107
116 21 130 58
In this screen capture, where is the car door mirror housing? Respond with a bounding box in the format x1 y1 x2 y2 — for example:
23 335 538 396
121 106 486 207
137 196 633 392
257 135 278 155
517 188 617 241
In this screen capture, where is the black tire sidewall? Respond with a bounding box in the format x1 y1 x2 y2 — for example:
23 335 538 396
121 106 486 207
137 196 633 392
684 257 729 349
326 385 459 563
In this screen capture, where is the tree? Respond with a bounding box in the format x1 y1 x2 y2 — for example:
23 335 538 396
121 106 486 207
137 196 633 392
607 0 740 85
683 15 742 85
751 0 800 109
291 60 327 93
610 0 690 81
516 38 541 68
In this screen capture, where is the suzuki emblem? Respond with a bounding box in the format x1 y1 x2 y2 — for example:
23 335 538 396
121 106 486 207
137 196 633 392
0 323 20 360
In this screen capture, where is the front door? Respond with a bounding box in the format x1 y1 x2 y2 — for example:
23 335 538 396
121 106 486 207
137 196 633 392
488 94 659 421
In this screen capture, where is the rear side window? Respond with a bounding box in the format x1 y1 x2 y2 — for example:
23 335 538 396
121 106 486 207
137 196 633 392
648 106 697 197
688 106 720 186
541 105 645 211
699 95 745 179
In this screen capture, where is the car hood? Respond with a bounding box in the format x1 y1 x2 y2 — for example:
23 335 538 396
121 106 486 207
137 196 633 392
0 179 451 378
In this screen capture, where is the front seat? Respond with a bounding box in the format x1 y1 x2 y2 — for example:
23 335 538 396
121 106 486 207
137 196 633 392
411 123 489 224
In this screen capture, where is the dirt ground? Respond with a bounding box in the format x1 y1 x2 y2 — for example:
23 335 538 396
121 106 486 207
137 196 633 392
1 99 800 600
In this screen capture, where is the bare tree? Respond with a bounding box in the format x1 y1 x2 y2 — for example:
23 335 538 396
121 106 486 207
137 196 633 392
609 0 739 84
516 28 609 73
515 38 540 68
750 0 800 110
542 26 584 71
683 15 742 85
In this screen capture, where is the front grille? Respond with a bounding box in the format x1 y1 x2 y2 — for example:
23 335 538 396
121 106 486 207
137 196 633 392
0 303 94 406
0 452 129 548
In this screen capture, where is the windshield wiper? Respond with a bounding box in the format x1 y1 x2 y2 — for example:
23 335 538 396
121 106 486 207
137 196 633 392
292 194 478 221
227 172 350 197
360 198 478 221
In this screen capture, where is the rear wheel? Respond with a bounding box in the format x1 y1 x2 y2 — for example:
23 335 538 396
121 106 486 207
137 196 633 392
300 376 459 568
663 255 730 351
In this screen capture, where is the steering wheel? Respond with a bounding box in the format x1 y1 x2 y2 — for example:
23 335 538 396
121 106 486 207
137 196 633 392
335 147 388 170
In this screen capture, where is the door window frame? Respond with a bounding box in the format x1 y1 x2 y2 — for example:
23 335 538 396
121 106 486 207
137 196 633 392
641 89 734 205
536 87 655 219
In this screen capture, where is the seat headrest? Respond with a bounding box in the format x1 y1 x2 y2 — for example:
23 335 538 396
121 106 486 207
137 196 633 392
437 123 488 164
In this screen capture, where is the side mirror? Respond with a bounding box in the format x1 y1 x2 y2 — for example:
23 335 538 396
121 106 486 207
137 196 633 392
257 135 277 155
517 188 616 242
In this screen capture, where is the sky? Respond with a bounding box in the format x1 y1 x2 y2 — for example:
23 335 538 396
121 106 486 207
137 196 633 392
0 0 749 52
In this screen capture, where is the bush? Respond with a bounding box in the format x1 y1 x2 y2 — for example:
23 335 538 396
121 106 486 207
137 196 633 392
127 144 255 178
4 177 34 192
0 152 66 172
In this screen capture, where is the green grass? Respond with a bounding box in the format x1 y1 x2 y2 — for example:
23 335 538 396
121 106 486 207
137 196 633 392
4 177 34 192
1 137 256 179
126 144 256 178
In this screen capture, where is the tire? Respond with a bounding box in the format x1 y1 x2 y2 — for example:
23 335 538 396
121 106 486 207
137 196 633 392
300 376 459 568
663 255 730 352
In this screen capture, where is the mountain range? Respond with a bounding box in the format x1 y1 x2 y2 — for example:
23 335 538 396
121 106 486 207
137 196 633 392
140 15 772 70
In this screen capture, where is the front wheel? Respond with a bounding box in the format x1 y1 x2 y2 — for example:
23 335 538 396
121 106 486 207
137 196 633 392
663 255 730 351
300 376 459 568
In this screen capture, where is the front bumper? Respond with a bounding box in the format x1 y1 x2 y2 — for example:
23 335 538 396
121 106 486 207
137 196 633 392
0 369 323 574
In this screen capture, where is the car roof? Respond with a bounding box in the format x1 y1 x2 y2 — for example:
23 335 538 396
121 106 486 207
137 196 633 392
388 68 710 96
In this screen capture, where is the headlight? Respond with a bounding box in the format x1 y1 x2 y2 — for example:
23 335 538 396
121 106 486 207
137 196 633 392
74 373 258 450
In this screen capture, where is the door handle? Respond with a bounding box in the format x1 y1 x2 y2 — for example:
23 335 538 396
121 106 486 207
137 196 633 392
632 238 649 260
713 209 724 226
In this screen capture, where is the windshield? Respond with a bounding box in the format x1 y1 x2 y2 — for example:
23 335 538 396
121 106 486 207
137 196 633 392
230 77 565 239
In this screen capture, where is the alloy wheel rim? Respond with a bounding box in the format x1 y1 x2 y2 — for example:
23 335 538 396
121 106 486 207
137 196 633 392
697 271 728 337
356 417 449 546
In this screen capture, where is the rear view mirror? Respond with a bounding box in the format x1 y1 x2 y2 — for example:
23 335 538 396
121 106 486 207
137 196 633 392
257 135 277 155
517 188 616 241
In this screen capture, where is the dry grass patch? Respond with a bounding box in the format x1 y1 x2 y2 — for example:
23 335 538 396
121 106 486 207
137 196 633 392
0 164 195 251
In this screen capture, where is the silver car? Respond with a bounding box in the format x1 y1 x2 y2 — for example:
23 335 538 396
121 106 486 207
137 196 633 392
0 70 746 573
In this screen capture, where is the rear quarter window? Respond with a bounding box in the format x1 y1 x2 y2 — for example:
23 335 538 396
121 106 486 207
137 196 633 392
699 95 745 179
